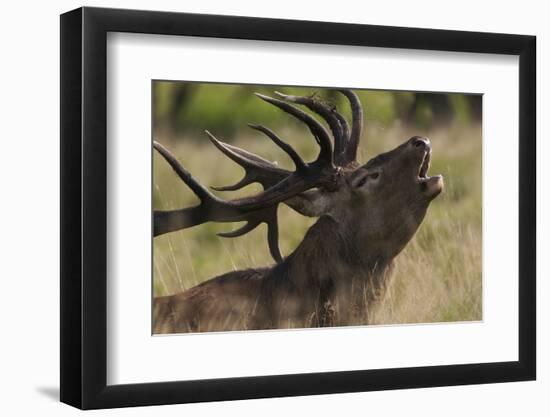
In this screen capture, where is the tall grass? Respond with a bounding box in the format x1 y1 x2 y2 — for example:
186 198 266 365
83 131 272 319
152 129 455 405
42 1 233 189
153 120 482 325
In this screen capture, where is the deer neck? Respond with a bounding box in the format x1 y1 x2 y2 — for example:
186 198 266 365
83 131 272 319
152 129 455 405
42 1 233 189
285 215 394 291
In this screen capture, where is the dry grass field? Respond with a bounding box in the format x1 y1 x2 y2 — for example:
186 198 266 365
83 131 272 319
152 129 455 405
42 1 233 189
153 107 482 325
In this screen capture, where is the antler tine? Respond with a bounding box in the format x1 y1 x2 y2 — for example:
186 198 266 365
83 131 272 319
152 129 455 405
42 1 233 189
254 93 334 165
217 220 261 238
331 105 351 140
153 141 217 202
203 129 327 218
204 130 291 192
209 128 338 210
247 123 307 171
337 89 363 164
266 211 282 263
217 209 282 263
274 91 351 166
153 141 223 237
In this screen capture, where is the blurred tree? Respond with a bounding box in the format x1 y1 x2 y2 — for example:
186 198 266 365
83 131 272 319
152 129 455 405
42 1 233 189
153 82 482 141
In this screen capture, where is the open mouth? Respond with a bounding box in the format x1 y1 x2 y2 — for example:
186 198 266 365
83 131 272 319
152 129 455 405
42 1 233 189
417 150 431 180
416 150 444 198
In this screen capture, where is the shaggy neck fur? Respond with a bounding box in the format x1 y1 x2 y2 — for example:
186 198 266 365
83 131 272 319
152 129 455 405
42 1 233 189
255 216 395 328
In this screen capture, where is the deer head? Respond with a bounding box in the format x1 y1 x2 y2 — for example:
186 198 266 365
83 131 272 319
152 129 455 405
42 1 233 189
153 89 443 266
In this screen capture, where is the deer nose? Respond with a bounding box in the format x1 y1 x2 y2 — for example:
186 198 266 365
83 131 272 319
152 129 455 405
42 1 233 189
411 136 431 150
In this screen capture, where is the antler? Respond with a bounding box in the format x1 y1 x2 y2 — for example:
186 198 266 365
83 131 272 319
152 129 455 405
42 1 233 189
336 89 363 164
154 89 364 263
274 89 362 166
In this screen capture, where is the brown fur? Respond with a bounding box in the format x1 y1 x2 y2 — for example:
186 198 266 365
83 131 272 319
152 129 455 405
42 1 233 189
154 136 443 333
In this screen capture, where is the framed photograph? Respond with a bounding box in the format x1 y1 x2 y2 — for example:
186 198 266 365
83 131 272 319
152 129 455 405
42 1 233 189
60 6 536 409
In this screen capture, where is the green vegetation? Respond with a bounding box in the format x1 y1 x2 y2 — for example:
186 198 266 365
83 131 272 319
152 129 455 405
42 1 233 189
153 83 482 325
154 81 481 137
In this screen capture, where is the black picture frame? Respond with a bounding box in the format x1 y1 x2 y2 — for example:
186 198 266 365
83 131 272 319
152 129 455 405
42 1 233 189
60 6 536 410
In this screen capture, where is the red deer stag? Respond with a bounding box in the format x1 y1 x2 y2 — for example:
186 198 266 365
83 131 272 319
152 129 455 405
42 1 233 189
153 89 443 333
